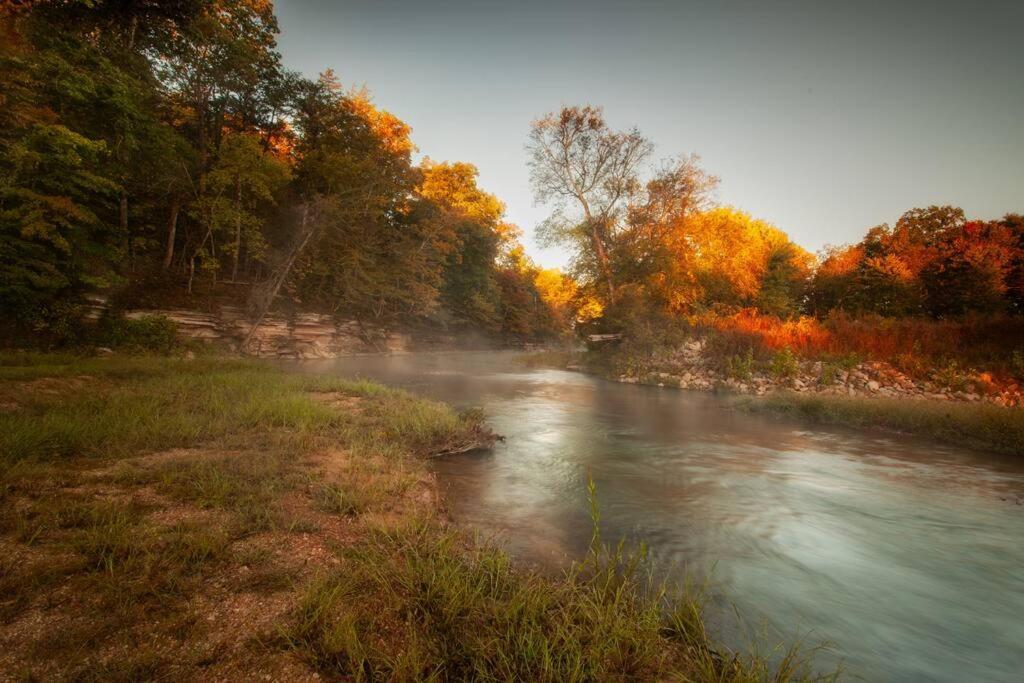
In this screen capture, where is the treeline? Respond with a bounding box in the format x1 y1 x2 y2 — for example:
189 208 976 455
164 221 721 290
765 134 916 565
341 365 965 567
526 106 1024 335
0 1 570 344
809 207 1024 318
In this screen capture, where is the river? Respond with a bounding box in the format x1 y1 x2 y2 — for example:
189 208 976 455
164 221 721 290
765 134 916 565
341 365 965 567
307 351 1024 682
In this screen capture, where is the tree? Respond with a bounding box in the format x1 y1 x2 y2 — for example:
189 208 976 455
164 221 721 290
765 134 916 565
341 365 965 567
527 106 652 302
807 244 863 315
157 0 284 289
657 207 809 314
1000 213 1024 315
921 220 1017 316
202 132 289 281
283 74 443 321
755 243 811 317
613 155 718 305
418 160 507 330
534 268 578 332
0 14 122 324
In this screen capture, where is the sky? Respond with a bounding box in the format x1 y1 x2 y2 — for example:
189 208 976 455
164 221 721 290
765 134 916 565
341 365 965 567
274 0 1024 268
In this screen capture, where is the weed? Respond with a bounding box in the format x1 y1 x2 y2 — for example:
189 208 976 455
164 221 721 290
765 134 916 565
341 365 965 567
935 359 969 391
94 313 179 354
725 348 756 381
769 348 799 380
819 362 840 386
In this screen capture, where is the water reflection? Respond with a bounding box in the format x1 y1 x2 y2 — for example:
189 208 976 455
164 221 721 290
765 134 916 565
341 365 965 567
302 352 1024 683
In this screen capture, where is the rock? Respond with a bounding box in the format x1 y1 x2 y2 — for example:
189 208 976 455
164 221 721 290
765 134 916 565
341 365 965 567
96 347 114 356
867 380 881 392
183 350 196 360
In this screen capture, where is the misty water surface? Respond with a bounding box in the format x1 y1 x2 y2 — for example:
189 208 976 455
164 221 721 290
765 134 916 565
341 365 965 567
304 352 1024 683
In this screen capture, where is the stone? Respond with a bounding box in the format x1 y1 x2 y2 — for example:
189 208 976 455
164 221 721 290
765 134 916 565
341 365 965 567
96 347 114 356
867 380 880 392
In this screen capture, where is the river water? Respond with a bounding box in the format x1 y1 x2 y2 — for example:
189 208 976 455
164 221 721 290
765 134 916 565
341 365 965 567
308 351 1024 682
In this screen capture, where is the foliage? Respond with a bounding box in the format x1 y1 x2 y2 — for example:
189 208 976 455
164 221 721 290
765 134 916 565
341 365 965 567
818 362 840 386
696 309 1024 378
0 4 575 344
808 206 1022 319
527 106 653 302
94 314 179 353
768 348 799 380
725 348 756 381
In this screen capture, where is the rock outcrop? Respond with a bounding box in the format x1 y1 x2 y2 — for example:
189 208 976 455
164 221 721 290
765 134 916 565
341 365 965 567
84 297 442 359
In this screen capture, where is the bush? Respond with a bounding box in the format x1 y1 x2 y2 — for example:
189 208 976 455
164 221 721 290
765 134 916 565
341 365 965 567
769 348 799 379
724 348 755 380
95 314 178 353
818 362 839 386
695 309 1024 378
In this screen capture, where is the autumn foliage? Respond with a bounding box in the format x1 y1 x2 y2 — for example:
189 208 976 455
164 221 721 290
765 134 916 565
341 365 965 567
699 310 1024 376
0 2 569 344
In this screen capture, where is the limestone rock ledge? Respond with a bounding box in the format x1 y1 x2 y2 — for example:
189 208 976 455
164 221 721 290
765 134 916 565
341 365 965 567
84 295 419 358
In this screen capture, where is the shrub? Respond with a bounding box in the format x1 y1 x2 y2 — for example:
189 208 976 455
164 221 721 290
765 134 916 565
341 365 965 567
769 348 799 379
819 362 840 386
934 360 968 392
95 314 178 353
695 308 1024 378
724 348 755 380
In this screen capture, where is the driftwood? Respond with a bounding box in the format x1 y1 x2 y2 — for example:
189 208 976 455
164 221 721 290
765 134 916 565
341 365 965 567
426 433 504 459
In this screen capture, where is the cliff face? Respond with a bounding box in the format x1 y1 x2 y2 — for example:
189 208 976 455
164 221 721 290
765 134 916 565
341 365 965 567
83 297 455 358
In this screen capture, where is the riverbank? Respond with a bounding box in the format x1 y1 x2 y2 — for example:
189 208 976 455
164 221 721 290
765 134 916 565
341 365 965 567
0 353 823 680
529 346 1024 457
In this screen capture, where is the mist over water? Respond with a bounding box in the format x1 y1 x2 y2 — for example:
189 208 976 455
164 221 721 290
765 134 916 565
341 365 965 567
305 352 1024 682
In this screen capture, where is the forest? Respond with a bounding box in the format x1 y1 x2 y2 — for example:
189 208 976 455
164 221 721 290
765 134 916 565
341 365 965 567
1 0 572 345
2 0 1023 368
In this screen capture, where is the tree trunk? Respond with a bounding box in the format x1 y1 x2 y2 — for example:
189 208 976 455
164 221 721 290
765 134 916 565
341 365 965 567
243 202 316 351
163 196 181 270
119 191 130 270
187 225 213 295
589 221 616 303
231 176 242 282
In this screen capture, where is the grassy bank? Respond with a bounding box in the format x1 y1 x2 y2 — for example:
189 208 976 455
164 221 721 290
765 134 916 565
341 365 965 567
519 349 1024 457
0 353 824 681
735 393 1024 457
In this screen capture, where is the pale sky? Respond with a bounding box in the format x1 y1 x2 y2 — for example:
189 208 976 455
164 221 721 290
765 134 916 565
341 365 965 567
275 0 1024 268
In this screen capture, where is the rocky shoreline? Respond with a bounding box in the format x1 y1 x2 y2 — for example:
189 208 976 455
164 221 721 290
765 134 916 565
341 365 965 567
601 339 1024 408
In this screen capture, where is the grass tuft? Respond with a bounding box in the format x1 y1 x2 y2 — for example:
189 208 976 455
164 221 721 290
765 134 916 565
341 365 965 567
738 392 1024 456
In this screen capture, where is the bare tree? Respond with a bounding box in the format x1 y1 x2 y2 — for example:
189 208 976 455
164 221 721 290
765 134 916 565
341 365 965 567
527 106 652 301
632 155 718 230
